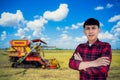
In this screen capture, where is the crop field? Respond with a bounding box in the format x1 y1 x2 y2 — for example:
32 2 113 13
0 50 120 80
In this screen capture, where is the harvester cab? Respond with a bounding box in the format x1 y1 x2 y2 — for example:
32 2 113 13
8 39 60 69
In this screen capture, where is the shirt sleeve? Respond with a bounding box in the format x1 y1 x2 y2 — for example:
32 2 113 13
86 43 112 76
69 45 82 70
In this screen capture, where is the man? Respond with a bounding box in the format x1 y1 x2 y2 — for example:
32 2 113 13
69 18 112 80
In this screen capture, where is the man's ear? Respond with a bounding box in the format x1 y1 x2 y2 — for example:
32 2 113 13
99 28 100 33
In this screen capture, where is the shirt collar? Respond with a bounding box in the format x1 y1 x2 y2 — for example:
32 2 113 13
86 39 100 46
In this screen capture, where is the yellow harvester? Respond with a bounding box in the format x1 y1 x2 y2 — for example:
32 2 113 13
8 39 60 69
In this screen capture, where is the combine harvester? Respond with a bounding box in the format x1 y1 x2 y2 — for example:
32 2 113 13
8 39 60 69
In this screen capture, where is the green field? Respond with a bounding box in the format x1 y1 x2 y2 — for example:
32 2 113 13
0 50 120 80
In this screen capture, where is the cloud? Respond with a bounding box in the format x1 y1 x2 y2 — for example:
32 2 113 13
98 31 114 40
1 31 6 40
43 4 69 21
27 17 47 31
65 26 69 30
56 26 61 31
24 27 29 32
34 15 40 19
111 21 120 38
60 33 72 41
94 6 104 10
106 3 113 8
62 30 68 33
75 36 87 43
40 34 50 44
27 17 48 37
71 22 83 30
0 10 24 27
51 33 73 49
50 34 86 49
56 26 69 34
94 3 113 11
15 28 26 39
108 14 120 22
111 21 120 32
114 28 120 37
32 30 42 37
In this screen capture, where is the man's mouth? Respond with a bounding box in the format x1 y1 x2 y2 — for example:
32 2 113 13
89 35 94 37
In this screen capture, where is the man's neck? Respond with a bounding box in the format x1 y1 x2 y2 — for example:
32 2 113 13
89 39 97 44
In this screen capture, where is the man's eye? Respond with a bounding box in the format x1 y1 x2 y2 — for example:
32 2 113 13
85 28 90 30
92 27 96 29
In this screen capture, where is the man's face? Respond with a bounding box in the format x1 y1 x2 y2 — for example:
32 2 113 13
84 25 100 42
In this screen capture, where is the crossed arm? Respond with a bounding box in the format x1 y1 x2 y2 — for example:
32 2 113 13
74 53 110 71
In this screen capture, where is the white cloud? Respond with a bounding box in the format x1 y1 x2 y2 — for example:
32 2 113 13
65 26 69 30
108 14 120 22
50 33 86 49
94 6 104 10
34 15 40 19
75 36 87 43
32 30 42 37
27 17 47 31
94 3 113 11
71 24 78 30
106 3 113 8
40 35 50 44
111 21 120 38
1 31 6 40
24 27 29 32
0 10 24 27
62 30 68 33
114 28 120 37
51 33 73 49
98 31 114 42
111 21 120 32
15 28 31 39
56 26 61 31
60 33 72 41
15 28 25 39
51 34 86 49
27 35 31 39
27 17 48 37
71 22 83 30
43 4 69 21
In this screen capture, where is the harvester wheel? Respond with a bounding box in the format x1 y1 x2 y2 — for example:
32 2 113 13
34 62 42 68
12 62 18 68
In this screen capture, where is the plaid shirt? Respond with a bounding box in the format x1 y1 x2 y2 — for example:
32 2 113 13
69 39 112 80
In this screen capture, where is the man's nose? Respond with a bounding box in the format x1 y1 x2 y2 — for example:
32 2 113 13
89 28 93 33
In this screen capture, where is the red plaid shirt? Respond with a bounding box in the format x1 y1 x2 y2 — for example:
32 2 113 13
69 39 112 80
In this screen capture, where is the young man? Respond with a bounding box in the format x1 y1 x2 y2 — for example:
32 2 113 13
69 18 112 80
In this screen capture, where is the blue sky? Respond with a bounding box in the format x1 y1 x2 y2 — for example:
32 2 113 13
0 0 120 49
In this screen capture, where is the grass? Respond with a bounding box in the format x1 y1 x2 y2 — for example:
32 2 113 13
0 50 120 80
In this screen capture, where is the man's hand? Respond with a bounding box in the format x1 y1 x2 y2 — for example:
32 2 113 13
74 53 83 61
91 57 110 67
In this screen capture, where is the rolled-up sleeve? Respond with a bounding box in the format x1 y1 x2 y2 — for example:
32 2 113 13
69 45 82 70
69 55 81 70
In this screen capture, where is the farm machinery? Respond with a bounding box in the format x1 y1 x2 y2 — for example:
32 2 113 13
8 39 60 69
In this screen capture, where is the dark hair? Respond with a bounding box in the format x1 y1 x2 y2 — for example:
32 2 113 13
83 18 100 28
